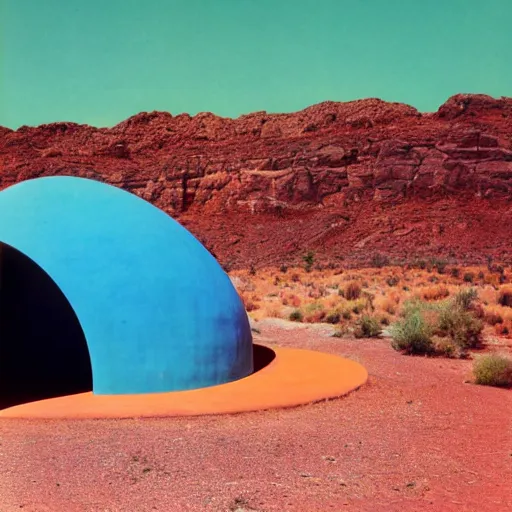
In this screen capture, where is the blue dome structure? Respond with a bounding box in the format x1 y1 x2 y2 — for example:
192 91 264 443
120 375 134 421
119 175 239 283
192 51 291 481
0 176 253 403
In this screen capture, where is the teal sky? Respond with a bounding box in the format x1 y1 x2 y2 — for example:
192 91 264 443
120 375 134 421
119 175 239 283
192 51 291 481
1 0 511 128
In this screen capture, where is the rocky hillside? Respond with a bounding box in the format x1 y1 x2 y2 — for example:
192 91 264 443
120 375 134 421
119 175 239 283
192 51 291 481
1 94 511 268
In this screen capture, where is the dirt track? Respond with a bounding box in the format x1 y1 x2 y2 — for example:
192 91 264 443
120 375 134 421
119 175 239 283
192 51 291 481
1 325 511 511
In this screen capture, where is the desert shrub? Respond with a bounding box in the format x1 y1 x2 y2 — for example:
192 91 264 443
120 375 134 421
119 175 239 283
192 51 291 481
473 354 512 387
342 308 352 320
422 285 450 301
380 315 390 326
495 322 510 336
412 259 427 270
282 293 301 308
264 304 282 318
303 251 315 273
362 291 376 312
437 303 483 349
498 287 512 307
291 273 301 282
351 299 366 314
289 309 303 322
463 272 475 283
485 309 504 325
279 264 288 273
331 324 349 338
454 288 478 311
478 271 485 280
386 275 400 287
244 300 259 312
354 315 382 338
390 306 434 354
432 336 461 358
371 253 389 268
325 309 341 324
433 259 448 274
344 282 362 301
450 267 460 278
471 303 485 319
381 298 397 315
303 302 325 323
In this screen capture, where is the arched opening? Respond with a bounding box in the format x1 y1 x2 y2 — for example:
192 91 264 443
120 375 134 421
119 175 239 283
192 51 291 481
0 243 92 409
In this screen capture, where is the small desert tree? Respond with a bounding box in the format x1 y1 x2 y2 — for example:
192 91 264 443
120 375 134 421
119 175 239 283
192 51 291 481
303 251 315 273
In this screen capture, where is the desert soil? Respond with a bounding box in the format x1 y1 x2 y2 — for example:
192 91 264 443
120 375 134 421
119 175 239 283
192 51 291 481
0 324 511 512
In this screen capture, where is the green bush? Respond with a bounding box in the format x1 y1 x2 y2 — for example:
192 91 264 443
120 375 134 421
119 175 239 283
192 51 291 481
302 251 315 273
437 303 483 349
289 309 303 322
354 315 382 338
473 354 512 387
454 288 478 311
390 309 434 354
392 297 483 356
325 310 341 324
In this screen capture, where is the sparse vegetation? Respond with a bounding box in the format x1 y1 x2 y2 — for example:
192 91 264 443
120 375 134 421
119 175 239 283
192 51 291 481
473 354 512 387
303 302 326 323
354 315 381 338
463 272 475 283
371 253 390 268
344 281 362 301
325 309 341 324
289 309 303 322
437 303 483 350
422 285 450 301
303 251 315 273
390 305 434 354
229 262 510 355
386 275 400 287
498 286 512 307
454 287 478 310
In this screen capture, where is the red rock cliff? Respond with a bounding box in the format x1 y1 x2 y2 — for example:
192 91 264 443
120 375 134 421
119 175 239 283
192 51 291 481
1 93 511 267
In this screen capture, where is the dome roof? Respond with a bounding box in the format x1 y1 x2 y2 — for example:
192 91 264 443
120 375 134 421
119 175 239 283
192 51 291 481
0 177 253 394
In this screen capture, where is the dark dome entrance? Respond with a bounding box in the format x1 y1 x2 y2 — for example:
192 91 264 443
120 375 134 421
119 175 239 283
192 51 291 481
0 243 92 409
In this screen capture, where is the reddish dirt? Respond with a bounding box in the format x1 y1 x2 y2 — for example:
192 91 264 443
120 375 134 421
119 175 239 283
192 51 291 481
1 93 512 268
1 325 511 511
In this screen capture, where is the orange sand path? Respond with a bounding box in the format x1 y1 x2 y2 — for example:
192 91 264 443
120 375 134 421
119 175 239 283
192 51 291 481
0 346 367 419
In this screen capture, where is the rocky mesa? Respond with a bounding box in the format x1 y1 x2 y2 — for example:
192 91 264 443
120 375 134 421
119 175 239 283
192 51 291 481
1 93 511 268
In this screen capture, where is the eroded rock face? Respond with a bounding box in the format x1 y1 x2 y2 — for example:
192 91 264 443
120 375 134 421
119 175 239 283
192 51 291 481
1 94 511 266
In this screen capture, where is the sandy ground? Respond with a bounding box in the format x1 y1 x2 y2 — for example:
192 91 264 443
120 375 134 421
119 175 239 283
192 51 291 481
1 324 511 512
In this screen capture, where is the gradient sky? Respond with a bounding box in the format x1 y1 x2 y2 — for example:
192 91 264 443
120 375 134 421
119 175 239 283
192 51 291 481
1 0 511 128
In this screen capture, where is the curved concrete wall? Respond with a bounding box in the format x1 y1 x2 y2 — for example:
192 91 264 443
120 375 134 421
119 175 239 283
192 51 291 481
0 177 253 394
